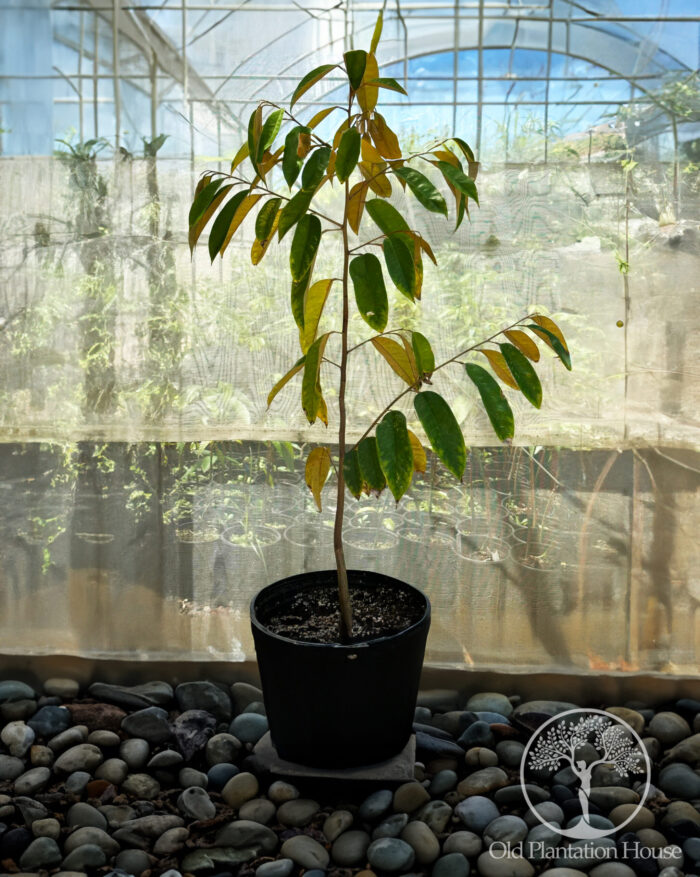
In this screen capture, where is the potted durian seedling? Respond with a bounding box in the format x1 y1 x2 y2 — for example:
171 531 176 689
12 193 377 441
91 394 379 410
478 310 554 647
188 13 572 767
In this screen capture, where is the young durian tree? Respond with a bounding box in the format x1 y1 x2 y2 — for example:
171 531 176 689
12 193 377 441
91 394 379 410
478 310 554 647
188 12 572 642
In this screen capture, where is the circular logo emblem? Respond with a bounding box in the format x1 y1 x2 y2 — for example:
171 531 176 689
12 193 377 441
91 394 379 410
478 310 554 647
520 708 651 840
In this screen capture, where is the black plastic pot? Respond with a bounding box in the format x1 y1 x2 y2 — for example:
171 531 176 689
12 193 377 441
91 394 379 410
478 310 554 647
250 569 431 768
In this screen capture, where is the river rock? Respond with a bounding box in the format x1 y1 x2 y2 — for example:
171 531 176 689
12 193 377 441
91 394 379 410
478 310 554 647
177 786 216 820
394 780 431 813
277 798 320 827
121 772 161 799
95 757 128 785
0 681 35 703
63 826 120 856
256 858 294 877
484 815 529 846
658 763 700 798
268 780 300 804
1 720 35 756
153 826 189 855
430 769 458 797
360 789 394 821
239 797 277 824
176 681 232 720
467 692 514 717
119 737 150 769
54 743 103 774
229 713 268 744
367 837 416 872
206 732 242 765
281 834 330 869
455 795 500 832
19 836 62 870
48 726 87 752
0 754 26 780
222 771 259 808
215 819 277 853
62 843 108 870
606 707 645 735
324 809 354 841
29 747 54 769
401 820 441 864
13 766 50 795
649 713 691 746
418 799 453 833
44 678 80 698
28 705 71 737
115 848 152 875
444 830 482 857
458 766 508 796
32 817 61 839
67 802 108 830
66 701 127 732
121 707 172 743
373 812 409 839
88 681 173 710
332 829 371 866
477 849 535 877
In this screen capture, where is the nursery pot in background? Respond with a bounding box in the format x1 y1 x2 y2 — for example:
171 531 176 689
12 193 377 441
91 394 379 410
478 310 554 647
250 569 431 768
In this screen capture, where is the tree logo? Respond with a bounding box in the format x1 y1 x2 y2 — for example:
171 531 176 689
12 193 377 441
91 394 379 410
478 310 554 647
520 708 650 840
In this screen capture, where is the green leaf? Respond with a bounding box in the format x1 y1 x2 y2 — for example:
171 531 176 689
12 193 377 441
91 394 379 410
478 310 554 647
291 265 312 330
301 145 331 190
527 323 573 370
189 177 225 227
349 253 388 332
344 50 367 90
383 235 416 301
357 437 386 494
414 391 466 480
247 106 262 174
301 333 329 423
290 214 321 282
435 161 479 205
282 126 308 188
208 190 247 261
255 197 282 241
393 167 447 216
258 108 284 160
465 363 515 441
278 188 314 240
499 342 542 408
451 136 475 164
369 77 408 96
411 331 435 377
343 448 363 498
291 64 337 109
376 410 414 501
336 128 361 184
365 198 411 237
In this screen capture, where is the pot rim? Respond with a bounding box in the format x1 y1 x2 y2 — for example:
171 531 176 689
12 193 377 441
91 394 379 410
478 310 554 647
250 569 430 651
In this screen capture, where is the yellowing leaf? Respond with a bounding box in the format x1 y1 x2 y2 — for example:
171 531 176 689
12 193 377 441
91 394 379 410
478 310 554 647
432 148 460 167
301 279 334 352
407 430 427 472
369 114 402 159
251 211 280 265
305 446 331 511
531 314 569 353
332 118 351 150
412 232 437 266
307 106 337 129
358 161 392 197
356 53 379 113
267 357 305 407
219 193 262 258
230 142 249 173
347 180 369 235
371 336 419 386
361 136 384 163
480 349 520 390
504 329 540 362
317 394 328 426
370 10 383 54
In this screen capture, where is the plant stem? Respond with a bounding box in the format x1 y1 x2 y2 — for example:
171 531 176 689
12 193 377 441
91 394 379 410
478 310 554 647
333 97 354 643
